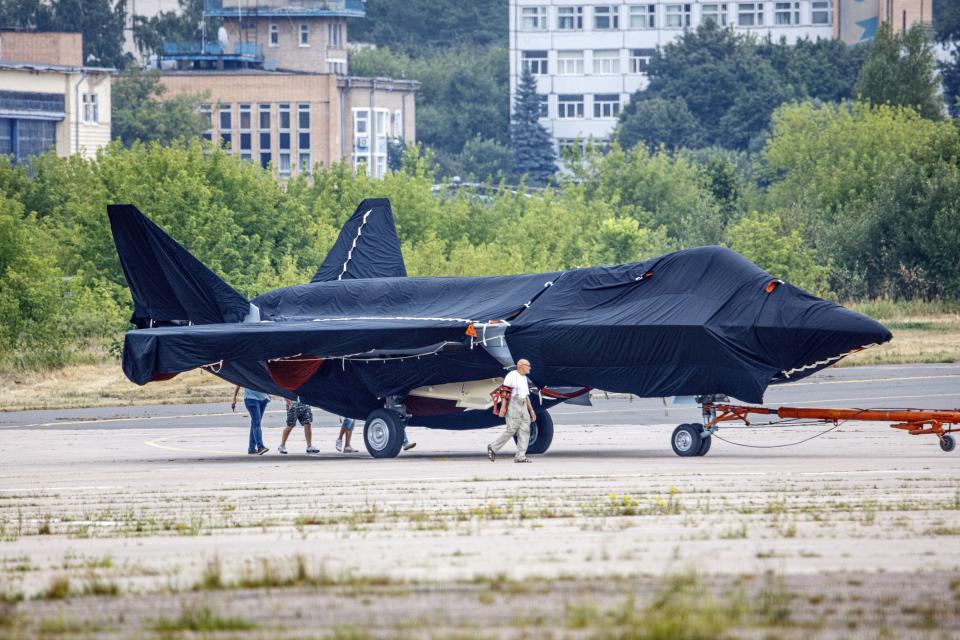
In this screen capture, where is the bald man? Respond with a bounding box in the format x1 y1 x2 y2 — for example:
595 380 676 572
487 359 537 463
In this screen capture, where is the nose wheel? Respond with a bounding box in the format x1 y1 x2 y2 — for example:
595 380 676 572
671 423 711 457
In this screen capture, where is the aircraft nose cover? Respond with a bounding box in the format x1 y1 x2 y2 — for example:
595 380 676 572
505 246 891 403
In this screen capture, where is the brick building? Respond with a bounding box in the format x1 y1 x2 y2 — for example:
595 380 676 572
0 32 113 163
157 0 417 179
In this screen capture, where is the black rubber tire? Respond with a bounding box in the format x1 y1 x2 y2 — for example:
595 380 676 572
940 434 956 452
363 409 404 459
671 423 702 457
525 411 554 455
697 429 712 457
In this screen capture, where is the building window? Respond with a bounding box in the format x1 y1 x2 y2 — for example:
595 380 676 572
775 1 800 24
537 94 548 118
82 93 98 124
258 103 271 130
520 6 548 30
298 103 310 151
239 103 251 159
593 5 620 29
557 50 584 75
269 23 279 46
738 2 763 26
354 109 369 172
522 50 548 75
1 118 57 162
629 48 655 73
557 6 584 30
593 94 621 119
811 0 832 25
701 3 728 25
557 94 584 119
328 22 342 46
278 103 290 171
376 109 388 157
592 49 620 75
628 4 656 28
239 103 251 131
260 151 271 168
665 4 691 28
299 152 311 175
393 109 403 138
200 103 212 142
218 105 232 152
299 24 309 46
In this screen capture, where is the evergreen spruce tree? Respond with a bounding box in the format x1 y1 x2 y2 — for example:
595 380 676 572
510 67 556 185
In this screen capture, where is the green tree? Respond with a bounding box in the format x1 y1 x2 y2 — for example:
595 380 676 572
509 67 555 184
935 0 960 116
111 70 210 147
758 36 866 103
444 135 513 180
854 23 944 120
615 97 703 152
132 0 208 59
724 211 831 297
625 22 789 150
349 0 506 55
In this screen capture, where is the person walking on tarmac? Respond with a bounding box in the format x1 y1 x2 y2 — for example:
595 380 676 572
487 359 537 463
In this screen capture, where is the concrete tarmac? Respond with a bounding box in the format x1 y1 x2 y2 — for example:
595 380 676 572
1 363 960 637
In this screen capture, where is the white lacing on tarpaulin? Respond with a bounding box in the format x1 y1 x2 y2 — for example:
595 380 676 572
337 208 373 281
778 343 881 379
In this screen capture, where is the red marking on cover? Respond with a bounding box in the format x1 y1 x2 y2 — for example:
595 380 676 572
267 357 325 391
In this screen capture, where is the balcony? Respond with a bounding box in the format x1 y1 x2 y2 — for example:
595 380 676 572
204 0 365 19
161 41 264 65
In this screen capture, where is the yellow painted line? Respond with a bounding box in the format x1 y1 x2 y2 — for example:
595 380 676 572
144 434 241 456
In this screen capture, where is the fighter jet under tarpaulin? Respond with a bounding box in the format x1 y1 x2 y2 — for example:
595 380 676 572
108 199 892 458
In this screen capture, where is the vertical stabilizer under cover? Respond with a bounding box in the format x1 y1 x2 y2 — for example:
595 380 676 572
107 204 249 327
311 198 407 282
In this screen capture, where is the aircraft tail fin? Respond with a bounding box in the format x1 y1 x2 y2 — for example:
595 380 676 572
311 198 407 283
107 204 250 328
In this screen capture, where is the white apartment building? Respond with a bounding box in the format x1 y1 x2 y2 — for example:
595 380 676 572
508 0 931 152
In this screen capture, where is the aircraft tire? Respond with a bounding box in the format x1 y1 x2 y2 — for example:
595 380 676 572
525 411 554 455
940 434 956 453
364 409 404 459
671 423 703 457
696 428 712 457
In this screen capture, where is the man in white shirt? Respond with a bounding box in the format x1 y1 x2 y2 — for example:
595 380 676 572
487 359 537 463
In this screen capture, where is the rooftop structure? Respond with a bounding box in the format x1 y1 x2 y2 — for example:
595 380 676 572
203 0 366 18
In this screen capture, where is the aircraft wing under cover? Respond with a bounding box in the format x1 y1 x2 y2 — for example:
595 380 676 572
122 317 473 385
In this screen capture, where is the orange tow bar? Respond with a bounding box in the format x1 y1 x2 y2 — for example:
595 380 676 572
702 403 960 452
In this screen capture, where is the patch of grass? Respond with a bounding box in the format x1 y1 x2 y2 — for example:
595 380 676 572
754 574 792 626
38 575 71 600
720 523 748 539
195 556 223 591
37 613 108 635
150 603 255 633
82 571 119 596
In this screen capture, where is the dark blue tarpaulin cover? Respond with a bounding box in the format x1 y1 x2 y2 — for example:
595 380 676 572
113 203 892 424
108 204 249 327
311 198 407 282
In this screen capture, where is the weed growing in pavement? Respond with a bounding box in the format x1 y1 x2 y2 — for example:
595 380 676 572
196 556 223 590
37 613 109 635
149 602 256 632
39 575 71 600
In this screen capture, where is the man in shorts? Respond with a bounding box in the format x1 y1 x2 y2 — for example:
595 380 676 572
278 398 319 455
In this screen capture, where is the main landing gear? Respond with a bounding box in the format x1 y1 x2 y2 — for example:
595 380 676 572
514 410 554 455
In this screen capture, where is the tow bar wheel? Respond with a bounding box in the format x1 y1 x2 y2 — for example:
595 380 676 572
672 423 711 457
364 409 404 459
941 434 956 453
